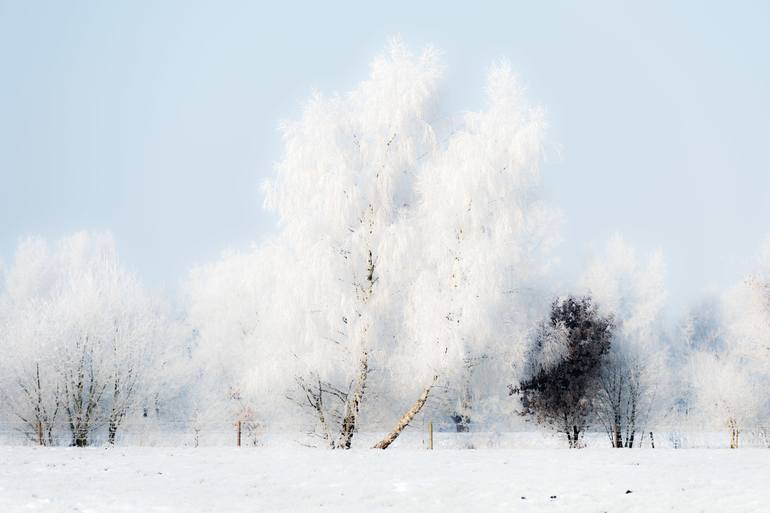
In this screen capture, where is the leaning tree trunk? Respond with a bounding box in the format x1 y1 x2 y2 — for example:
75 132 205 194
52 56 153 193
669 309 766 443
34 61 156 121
373 375 437 450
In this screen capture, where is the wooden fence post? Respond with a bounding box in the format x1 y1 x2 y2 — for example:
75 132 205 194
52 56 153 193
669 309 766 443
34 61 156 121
428 421 433 450
236 420 242 447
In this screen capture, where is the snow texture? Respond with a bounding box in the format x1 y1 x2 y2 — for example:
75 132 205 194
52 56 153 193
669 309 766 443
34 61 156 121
0 446 767 513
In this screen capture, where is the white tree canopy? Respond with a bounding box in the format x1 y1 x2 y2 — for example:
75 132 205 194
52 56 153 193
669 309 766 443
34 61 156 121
0 232 173 444
186 40 559 442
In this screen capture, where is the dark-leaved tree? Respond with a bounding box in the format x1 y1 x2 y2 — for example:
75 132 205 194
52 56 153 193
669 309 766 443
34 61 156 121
511 295 613 448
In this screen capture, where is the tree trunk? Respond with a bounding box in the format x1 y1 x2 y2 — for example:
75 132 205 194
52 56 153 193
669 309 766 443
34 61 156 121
107 421 118 445
108 379 121 445
336 351 369 449
728 418 739 449
72 427 88 447
373 376 437 450
624 392 637 448
613 382 623 448
568 425 581 448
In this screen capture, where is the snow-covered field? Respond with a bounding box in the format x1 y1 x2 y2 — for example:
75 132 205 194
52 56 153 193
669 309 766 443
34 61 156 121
0 447 767 513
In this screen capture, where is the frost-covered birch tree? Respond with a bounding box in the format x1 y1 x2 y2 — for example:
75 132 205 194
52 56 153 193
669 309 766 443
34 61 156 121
238 40 559 448
260 41 444 448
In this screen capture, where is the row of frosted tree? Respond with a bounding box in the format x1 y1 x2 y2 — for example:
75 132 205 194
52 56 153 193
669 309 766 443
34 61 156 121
1 41 768 448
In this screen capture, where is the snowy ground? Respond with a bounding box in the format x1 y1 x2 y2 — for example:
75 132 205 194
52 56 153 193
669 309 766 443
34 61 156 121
0 447 768 513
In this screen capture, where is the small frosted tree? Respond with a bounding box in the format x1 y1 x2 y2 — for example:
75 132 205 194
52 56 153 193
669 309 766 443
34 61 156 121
0 296 62 445
691 237 770 447
690 351 761 448
580 236 667 447
184 245 291 444
0 233 169 446
722 238 770 376
0 237 71 444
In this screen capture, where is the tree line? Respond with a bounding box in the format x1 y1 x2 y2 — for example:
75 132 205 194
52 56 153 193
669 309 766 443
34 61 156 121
1 41 768 449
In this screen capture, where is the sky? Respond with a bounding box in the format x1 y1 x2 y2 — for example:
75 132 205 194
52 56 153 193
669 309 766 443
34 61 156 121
1 0 769 310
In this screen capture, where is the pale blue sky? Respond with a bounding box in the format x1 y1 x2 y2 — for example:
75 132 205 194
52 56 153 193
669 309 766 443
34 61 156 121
1 1 769 308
